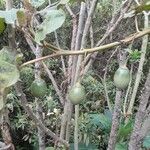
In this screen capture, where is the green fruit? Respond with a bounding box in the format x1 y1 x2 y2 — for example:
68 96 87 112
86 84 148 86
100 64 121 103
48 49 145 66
114 66 130 89
0 18 6 34
30 78 47 97
68 82 86 105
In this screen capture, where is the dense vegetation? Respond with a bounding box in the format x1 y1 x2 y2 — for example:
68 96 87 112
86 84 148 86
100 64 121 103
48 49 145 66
0 0 150 150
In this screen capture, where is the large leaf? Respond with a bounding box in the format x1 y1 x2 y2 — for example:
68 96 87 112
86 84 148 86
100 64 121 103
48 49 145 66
0 8 18 24
0 60 19 90
143 134 150 148
35 9 66 43
0 47 15 63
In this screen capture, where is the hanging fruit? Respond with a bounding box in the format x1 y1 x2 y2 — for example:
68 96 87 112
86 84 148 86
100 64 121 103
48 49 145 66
114 66 130 89
30 78 47 97
68 82 86 105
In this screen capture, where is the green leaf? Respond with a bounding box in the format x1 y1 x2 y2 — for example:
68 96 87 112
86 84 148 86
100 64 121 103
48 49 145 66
0 47 15 63
89 113 111 131
0 60 19 90
35 9 66 43
115 142 127 150
117 121 133 141
0 8 18 24
143 134 150 148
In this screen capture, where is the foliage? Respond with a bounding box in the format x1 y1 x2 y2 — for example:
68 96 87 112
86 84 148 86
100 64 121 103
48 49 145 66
0 0 149 149
35 9 66 43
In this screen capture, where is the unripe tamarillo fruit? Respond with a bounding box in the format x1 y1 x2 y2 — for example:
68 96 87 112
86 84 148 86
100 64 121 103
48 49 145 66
114 66 130 89
68 82 86 105
30 78 47 97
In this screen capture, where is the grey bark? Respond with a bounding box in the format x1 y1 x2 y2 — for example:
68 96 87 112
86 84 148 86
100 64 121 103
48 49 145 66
107 90 122 150
128 69 150 150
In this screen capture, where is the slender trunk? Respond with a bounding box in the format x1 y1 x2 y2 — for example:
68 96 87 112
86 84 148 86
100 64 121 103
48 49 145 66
35 45 45 150
74 105 79 150
107 90 122 150
127 12 149 116
128 69 150 150
36 100 45 150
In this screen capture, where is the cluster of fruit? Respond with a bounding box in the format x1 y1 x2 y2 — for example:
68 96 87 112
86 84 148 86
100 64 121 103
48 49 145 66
30 65 130 105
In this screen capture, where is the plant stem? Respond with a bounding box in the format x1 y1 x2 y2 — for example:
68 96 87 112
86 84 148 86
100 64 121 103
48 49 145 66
128 68 150 150
107 90 122 150
127 12 149 117
35 45 45 150
74 105 79 150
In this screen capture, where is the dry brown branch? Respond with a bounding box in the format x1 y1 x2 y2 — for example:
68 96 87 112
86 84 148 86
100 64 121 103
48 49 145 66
21 28 150 67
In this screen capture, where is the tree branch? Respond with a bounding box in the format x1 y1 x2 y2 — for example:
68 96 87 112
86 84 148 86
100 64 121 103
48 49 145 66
42 62 65 105
128 68 150 150
83 0 133 74
107 90 122 150
127 13 149 116
20 28 150 67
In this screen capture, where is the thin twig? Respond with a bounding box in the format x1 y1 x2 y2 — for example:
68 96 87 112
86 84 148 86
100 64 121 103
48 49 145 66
90 24 94 48
72 2 86 84
75 0 98 82
83 0 133 74
123 64 133 116
54 31 67 76
42 62 64 105
103 48 118 112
